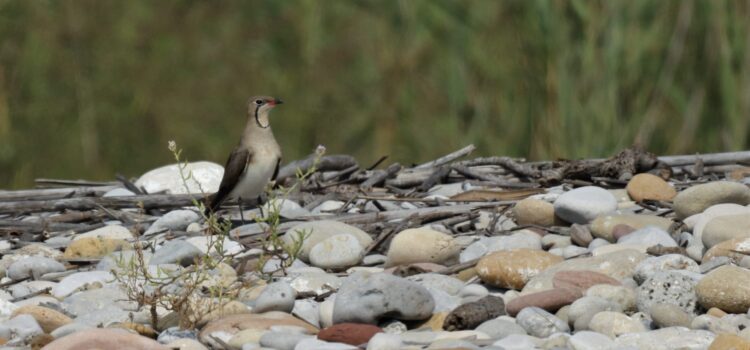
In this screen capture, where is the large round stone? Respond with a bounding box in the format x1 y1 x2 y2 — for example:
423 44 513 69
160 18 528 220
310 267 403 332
522 250 646 294
673 181 750 219
386 228 459 266
590 214 673 242
333 272 435 324
626 173 676 202
476 249 562 289
513 198 557 226
553 186 618 224
702 214 750 249
281 221 372 262
697 265 750 313
136 161 223 195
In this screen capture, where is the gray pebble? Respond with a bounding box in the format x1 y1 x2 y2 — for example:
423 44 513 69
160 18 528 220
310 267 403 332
636 271 698 315
333 273 435 324
516 307 570 338
476 316 527 339
253 281 297 313
7 256 66 280
650 303 693 328
260 331 312 350
150 240 203 266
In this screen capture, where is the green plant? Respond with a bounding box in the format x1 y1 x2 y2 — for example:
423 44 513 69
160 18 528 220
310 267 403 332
254 145 325 277
112 141 238 329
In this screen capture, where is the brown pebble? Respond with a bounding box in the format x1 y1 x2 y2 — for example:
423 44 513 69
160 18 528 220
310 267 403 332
505 288 582 316
707 307 728 318
552 270 621 293
317 323 382 346
570 224 593 247
443 295 506 331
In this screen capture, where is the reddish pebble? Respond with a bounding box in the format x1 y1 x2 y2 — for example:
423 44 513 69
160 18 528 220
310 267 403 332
552 270 621 293
318 323 382 346
505 288 582 316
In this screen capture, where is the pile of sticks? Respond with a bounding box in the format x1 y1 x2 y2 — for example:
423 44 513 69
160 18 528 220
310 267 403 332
1 145 749 254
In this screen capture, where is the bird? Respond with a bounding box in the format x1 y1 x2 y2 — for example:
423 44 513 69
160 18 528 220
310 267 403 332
205 96 283 216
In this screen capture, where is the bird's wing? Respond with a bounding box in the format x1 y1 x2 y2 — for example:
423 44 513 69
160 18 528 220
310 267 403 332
207 147 251 213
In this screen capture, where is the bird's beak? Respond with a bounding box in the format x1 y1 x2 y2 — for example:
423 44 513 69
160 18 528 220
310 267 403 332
274 98 284 105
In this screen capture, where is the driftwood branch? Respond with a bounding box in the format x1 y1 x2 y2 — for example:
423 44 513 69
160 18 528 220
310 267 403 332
0 194 204 214
415 144 476 169
276 154 358 185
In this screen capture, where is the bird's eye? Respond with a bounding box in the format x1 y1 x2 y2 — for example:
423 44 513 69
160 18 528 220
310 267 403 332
255 99 264 105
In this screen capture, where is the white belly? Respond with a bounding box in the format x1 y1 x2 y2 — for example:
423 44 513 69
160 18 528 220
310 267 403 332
227 154 278 201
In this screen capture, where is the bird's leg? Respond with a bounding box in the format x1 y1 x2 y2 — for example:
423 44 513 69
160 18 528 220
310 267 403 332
238 196 245 226
257 195 265 218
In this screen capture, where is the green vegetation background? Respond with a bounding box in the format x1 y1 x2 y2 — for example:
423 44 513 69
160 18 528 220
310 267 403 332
0 0 748 189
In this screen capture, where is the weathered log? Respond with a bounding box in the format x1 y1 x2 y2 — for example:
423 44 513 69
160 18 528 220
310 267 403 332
0 186 120 202
0 194 205 214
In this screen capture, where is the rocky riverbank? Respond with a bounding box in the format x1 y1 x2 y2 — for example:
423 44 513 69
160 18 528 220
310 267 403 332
1 147 750 349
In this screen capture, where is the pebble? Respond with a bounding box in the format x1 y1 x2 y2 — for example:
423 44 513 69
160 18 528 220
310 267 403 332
150 240 203 266
567 330 615 350
6 257 65 280
636 271 698 315
63 237 131 259
310 234 364 270
690 203 750 243
697 265 750 313
11 305 72 333
317 323 382 346
365 333 402 350
460 231 542 262
633 254 700 284
588 311 646 338
709 333 750 350
515 307 569 338
260 331 312 350
512 198 557 226
476 317 527 339
385 228 460 267
505 287 582 316
650 303 693 328
522 250 644 294
492 334 541 349
617 225 677 247
476 249 562 289
673 181 750 219
52 271 115 298
614 327 715 349
199 312 318 346
1 314 43 346
42 327 170 350
332 273 434 324
144 210 200 236
590 214 673 242
703 237 750 263
568 296 623 331
281 221 372 262
585 284 636 312
253 282 297 313
73 224 133 241
703 214 750 249
135 161 223 194
553 186 618 224
626 173 677 201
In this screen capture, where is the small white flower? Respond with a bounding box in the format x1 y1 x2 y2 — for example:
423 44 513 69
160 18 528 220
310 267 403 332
315 144 327 156
168 140 177 152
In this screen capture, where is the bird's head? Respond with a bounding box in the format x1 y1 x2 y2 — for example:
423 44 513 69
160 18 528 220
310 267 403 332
248 95 283 128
